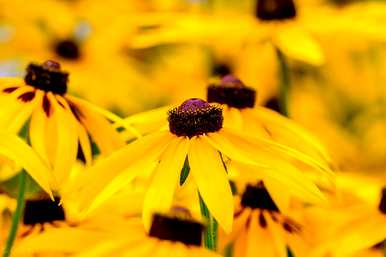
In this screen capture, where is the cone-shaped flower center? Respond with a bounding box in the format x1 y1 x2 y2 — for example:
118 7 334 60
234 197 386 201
24 60 68 95
149 214 203 246
379 187 386 214
23 197 65 225
168 98 223 137
256 0 297 21
54 39 81 60
207 75 256 109
241 183 279 211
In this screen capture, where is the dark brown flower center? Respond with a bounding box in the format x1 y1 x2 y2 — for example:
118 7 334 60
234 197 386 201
168 98 223 137
54 39 81 60
24 60 68 95
23 197 65 225
379 187 386 214
241 183 279 211
149 214 203 246
256 0 297 21
207 75 256 109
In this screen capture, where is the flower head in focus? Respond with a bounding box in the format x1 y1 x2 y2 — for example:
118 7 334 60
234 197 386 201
74 97 331 233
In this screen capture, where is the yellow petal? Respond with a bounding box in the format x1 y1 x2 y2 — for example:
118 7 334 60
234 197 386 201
76 122 93 166
75 131 172 213
188 136 233 233
247 107 331 164
0 133 53 197
14 227 109 254
223 107 243 131
143 137 190 230
221 127 333 179
265 212 287 257
49 94 79 186
68 97 125 155
274 25 324 66
205 132 262 166
68 95 141 139
120 105 172 136
29 93 50 164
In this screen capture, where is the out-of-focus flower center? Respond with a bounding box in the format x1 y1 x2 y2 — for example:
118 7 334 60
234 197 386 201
256 0 297 21
241 183 279 211
212 63 232 77
379 187 386 214
23 197 65 225
168 98 223 137
149 213 203 246
24 60 68 95
54 39 81 60
207 75 256 109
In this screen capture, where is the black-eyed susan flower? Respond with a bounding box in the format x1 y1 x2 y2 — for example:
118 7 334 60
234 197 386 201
221 182 308 257
0 60 132 190
73 211 222 257
6 161 142 257
74 98 330 233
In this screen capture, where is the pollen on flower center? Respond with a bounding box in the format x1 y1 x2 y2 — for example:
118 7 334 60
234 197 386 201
379 187 386 214
149 213 203 246
54 39 81 60
241 183 279 211
207 75 256 109
24 60 68 95
256 0 297 21
168 98 223 137
23 197 65 225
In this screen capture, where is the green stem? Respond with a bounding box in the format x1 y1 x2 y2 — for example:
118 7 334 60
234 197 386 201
275 48 291 117
2 171 26 257
199 196 218 251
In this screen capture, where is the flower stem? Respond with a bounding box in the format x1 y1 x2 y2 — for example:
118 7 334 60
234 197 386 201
199 196 218 251
275 48 290 117
2 170 26 257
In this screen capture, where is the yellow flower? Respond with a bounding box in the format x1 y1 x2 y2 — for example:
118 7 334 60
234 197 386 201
74 98 329 233
73 212 222 257
220 182 309 257
7 162 140 257
0 60 132 190
130 0 325 65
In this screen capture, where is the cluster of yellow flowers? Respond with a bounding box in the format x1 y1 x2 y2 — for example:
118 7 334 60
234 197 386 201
0 0 385 257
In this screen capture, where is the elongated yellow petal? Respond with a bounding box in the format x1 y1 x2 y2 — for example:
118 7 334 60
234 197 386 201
235 162 326 204
143 137 190 230
29 93 49 164
221 127 334 179
246 107 331 163
120 105 172 136
0 133 53 197
188 136 233 233
75 131 173 213
68 95 141 138
76 122 92 166
265 212 287 257
223 107 243 131
205 132 263 166
274 24 324 66
49 94 79 186
13 227 109 254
